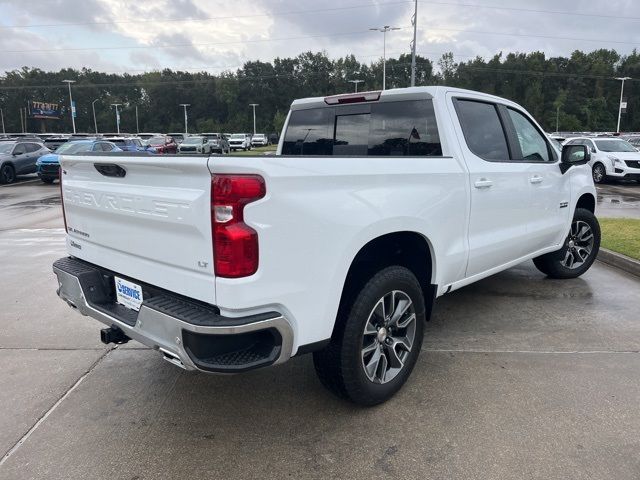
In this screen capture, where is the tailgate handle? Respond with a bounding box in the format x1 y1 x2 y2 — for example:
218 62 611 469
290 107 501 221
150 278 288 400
94 163 126 178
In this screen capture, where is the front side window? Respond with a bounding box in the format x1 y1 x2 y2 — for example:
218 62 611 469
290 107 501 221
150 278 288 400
507 108 551 162
455 100 509 161
13 144 27 155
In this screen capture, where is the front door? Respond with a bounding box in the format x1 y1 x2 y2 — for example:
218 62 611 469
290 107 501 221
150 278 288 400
449 95 531 277
505 107 569 250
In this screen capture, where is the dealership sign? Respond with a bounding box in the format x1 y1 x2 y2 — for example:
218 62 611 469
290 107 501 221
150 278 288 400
29 101 62 119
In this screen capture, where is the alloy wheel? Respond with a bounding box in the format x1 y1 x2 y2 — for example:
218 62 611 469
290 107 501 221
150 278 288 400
592 164 605 183
561 220 595 269
361 290 417 384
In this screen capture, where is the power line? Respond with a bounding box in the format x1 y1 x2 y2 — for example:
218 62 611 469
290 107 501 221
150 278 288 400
420 1 640 21
2 21 637 55
0 1 413 29
0 59 635 92
2 0 637 31
427 27 640 46
2 29 386 54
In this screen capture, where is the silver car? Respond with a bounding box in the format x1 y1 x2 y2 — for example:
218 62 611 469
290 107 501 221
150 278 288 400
0 141 50 184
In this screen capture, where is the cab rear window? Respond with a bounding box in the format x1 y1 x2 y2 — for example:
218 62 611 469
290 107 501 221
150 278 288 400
282 100 442 157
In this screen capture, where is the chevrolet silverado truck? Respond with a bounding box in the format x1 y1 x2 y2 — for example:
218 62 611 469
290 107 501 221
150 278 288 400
53 87 599 405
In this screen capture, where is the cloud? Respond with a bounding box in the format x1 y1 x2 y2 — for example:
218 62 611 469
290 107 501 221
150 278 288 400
1 0 639 74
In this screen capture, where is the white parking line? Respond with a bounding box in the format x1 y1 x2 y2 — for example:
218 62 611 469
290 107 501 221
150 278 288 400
0 347 113 466
0 179 41 188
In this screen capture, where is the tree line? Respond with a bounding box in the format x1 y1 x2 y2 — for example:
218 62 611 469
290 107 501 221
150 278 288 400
1 49 639 135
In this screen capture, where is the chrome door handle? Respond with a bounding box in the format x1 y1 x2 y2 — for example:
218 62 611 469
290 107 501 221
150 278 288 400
530 175 543 184
474 178 493 189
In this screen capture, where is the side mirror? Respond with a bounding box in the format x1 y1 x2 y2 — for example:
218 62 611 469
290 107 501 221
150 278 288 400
560 144 590 174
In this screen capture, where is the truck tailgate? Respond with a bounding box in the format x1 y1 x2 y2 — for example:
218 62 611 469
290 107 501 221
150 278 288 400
60 154 216 304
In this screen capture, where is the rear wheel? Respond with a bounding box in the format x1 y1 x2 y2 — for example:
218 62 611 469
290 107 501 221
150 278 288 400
313 266 425 406
533 208 600 279
592 163 607 184
41 177 55 184
0 164 15 184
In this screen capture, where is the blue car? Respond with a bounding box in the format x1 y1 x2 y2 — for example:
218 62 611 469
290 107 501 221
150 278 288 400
36 139 121 184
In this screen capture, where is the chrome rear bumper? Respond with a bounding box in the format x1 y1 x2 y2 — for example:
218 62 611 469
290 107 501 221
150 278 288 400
53 257 294 373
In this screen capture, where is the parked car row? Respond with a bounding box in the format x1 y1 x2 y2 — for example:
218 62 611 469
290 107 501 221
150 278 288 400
0 130 278 184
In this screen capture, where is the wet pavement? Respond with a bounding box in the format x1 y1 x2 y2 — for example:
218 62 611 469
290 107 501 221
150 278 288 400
1 179 639 479
596 182 640 219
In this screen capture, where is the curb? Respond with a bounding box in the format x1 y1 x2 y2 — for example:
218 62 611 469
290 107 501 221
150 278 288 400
597 248 640 277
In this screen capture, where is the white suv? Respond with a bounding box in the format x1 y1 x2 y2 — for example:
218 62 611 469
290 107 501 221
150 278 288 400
564 136 640 183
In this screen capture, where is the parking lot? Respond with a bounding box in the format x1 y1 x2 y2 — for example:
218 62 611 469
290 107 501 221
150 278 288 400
1 178 639 479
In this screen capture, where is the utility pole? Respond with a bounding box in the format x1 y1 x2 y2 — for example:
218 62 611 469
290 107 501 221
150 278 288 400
179 104 190 134
111 103 122 134
556 105 560 133
348 79 364 92
249 103 259 135
410 0 418 87
135 106 139 134
615 76 631 133
19 108 24 133
370 26 400 90
0 108 5 134
92 99 99 134
62 80 76 134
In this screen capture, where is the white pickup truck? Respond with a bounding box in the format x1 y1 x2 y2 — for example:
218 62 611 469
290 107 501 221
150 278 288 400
53 87 599 405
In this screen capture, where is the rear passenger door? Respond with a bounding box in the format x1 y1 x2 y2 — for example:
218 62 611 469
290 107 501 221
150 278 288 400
451 96 531 277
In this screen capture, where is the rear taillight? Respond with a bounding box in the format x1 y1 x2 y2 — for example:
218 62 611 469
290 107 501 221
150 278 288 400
211 174 266 278
59 166 68 232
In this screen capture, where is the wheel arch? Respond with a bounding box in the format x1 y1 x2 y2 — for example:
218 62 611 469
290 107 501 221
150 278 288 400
576 192 596 213
333 231 437 339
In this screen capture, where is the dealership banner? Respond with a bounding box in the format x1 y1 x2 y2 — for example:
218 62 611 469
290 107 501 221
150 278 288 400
29 101 61 119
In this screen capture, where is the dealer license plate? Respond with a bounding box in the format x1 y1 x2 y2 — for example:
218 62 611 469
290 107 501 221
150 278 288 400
114 276 144 311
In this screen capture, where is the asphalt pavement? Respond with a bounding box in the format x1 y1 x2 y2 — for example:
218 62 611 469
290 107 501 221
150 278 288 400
1 176 639 480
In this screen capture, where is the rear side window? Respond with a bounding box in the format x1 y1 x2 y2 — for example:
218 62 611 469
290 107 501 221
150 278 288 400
282 99 442 157
455 100 509 161
25 143 41 153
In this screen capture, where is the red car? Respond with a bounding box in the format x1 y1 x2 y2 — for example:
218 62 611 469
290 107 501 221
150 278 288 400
147 136 178 154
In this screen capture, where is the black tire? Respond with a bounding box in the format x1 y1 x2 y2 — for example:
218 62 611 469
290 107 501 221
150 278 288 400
592 163 607 184
41 177 55 184
0 164 16 184
533 208 601 279
313 266 425 406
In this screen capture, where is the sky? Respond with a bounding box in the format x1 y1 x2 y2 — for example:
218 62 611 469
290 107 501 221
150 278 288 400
0 0 638 74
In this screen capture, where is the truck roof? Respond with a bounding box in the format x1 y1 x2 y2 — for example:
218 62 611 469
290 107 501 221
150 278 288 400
290 86 517 111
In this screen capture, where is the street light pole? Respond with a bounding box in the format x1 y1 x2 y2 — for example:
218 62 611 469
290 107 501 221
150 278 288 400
135 106 139 134
370 26 400 90
179 104 190 134
62 80 76 134
348 79 364 92
249 103 259 135
92 99 99 134
0 108 4 134
410 0 418 87
111 103 122 134
556 105 560 134
615 76 631 133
